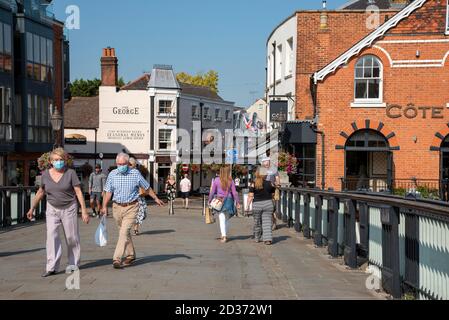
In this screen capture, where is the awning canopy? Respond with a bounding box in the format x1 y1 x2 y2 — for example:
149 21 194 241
282 121 317 145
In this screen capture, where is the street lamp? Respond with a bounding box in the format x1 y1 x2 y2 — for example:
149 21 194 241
50 107 63 149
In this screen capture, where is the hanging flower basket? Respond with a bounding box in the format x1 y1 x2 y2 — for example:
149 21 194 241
277 152 299 175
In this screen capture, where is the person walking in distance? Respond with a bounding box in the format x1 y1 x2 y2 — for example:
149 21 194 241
247 166 276 245
26 148 90 277
179 174 191 210
89 164 106 217
101 153 164 269
165 175 177 215
208 165 240 243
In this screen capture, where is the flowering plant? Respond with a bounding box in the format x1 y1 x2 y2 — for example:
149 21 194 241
277 152 299 175
37 151 74 171
233 165 248 176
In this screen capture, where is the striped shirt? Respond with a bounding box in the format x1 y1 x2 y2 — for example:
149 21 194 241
104 168 150 204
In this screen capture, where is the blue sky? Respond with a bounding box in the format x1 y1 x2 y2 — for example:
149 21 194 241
52 0 349 106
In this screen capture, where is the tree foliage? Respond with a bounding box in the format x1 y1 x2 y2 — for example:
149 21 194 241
70 77 126 97
176 70 219 93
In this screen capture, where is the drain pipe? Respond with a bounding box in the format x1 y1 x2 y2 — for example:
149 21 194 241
310 74 325 190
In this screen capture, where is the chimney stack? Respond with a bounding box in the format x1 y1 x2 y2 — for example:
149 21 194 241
101 47 118 87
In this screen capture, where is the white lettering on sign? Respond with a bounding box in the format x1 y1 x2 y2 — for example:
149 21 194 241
107 130 145 140
113 107 140 115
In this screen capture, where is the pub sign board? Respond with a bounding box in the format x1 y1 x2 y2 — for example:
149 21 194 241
270 100 288 123
65 134 87 145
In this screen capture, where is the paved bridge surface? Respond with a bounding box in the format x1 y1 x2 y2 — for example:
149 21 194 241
0 199 384 300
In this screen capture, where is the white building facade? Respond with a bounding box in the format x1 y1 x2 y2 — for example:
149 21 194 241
266 14 297 122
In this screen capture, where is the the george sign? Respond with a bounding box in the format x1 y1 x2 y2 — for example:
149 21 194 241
270 100 288 122
386 104 444 119
64 134 87 145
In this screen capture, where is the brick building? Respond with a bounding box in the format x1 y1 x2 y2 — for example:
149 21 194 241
311 0 449 197
266 1 403 187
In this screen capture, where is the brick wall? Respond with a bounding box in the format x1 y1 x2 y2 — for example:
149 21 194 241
295 10 398 119
314 0 449 190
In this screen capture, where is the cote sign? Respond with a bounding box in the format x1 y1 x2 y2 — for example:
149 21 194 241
386 104 444 119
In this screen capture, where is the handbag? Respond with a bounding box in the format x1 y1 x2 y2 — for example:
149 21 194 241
205 206 215 224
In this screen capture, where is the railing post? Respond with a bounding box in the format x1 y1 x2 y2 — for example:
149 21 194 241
358 201 369 259
287 191 294 228
327 197 339 257
404 209 419 297
276 188 282 220
344 199 357 269
282 190 288 223
303 193 311 239
379 205 401 299
4 189 11 227
314 195 323 247
294 192 302 232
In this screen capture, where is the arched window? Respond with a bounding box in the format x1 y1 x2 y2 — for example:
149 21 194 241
345 129 389 151
442 135 449 150
354 55 383 102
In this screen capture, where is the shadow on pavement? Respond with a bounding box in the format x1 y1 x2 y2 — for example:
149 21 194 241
0 248 45 258
273 236 290 244
132 254 192 267
228 235 253 242
139 229 176 236
80 254 192 270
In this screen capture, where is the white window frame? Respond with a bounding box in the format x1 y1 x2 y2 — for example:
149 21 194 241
285 38 294 77
203 107 211 121
158 100 173 115
225 110 231 122
158 129 172 150
352 55 384 107
446 0 449 35
192 105 200 119
276 44 283 81
214 109 222 121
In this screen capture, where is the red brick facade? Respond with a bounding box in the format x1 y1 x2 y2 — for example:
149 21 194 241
314 0 449 191
295 10 399 120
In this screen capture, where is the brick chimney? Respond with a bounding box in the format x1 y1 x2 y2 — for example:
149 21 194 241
101 47 118 87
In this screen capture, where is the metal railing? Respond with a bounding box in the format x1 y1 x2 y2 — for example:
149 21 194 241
341 178 449 202
278 186 449 300
0 186 46 228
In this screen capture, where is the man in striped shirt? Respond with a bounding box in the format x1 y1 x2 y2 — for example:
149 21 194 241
101 152 163 269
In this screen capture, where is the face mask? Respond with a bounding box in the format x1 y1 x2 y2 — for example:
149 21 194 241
52 160 65 170
117 165 128 174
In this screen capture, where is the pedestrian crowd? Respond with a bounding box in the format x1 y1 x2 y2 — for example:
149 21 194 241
26 148 280 277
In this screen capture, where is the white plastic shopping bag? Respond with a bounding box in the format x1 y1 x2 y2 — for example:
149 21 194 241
95 216 108 247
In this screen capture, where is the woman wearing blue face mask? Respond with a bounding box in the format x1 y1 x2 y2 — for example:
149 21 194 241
26 148 90 277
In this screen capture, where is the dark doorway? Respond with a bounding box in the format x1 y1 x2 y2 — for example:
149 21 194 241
344 130 391 192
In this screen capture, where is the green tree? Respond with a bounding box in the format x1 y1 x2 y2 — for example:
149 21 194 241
176 70 219 93
70 77 126 97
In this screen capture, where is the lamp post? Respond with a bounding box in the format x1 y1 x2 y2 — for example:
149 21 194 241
50 108 63 150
